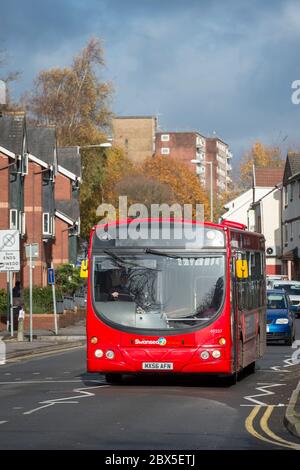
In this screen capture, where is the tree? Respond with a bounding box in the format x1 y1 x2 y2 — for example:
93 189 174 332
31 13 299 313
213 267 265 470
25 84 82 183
23 37 112 146
23 38 115 239
115 174 175 208
80 146 132 239
239 141 283 189
142 156 210 220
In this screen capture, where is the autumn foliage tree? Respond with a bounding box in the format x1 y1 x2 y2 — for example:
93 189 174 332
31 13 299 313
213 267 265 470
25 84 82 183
239 141 283 189
99 154 210 222
23 38 112 146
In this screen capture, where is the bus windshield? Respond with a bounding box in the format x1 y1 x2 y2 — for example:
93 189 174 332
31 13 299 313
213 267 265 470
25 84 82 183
93 253 225 331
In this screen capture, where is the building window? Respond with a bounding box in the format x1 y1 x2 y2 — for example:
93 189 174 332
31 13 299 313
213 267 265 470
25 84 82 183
9 209 18 230
284 223 288 245
161 134 170 142
284 186 288 207
161 147 170 155
19 212 26 236
22 153 28 175
290 222 293 241
43 213 51 235
290 182 295 201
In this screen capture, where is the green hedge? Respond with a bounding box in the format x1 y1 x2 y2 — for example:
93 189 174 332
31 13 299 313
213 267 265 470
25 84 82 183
0 289 7 314
0 287 63 315
23 286 63 314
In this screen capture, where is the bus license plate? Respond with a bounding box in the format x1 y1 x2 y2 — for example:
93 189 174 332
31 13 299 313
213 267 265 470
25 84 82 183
142 362 173 370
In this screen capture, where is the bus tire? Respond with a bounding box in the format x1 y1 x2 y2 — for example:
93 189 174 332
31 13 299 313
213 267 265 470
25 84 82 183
247 361 256 374
105 373 123 384
223 372 237 386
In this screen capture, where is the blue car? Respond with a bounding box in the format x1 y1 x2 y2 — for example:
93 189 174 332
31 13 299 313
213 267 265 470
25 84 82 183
266 290 296 345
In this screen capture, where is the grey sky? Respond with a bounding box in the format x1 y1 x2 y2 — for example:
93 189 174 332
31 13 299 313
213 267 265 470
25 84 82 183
1 0 300 164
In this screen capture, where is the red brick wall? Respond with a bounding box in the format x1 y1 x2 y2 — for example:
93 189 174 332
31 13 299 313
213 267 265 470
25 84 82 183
55 173 72 200
0 153 10 289
23 160 48 287
53 217 69 266
155 132 197 172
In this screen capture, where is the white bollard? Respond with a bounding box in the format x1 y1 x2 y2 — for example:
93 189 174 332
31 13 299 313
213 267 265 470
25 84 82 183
0 336 6 365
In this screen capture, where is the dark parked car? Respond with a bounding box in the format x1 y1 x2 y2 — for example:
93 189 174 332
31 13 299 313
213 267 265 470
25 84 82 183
266 290 296 346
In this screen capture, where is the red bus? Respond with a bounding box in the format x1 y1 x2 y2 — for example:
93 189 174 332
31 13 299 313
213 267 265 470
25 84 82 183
87 218 266 384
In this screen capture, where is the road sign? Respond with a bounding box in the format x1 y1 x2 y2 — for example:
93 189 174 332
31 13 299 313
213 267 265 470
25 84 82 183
25 243 39 259
48 268 55 285
0 229 20 272
80 260 88 278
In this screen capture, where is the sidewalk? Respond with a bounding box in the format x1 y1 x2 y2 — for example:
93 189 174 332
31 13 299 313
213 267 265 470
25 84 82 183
284 371 300 439
0 321 86 361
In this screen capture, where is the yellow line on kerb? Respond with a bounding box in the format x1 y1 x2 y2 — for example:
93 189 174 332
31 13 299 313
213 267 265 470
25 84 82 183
245 405 300 450
260 406 300 450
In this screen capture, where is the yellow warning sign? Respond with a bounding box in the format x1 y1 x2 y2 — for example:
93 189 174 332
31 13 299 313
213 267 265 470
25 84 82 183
80 260 88 278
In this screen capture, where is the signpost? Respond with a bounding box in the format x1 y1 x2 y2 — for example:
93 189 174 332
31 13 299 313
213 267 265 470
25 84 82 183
48 266 58 335
25 243 39 342
0 230 20 337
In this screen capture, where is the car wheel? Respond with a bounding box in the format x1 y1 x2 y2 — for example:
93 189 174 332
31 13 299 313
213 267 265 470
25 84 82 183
285 336 293 346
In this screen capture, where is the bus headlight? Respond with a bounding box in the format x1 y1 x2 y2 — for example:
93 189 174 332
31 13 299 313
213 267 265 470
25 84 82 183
200 351 210 360
94 349 104 358
106 350 115 360
219 338 226 345
212 350 221 359
90 336 98 344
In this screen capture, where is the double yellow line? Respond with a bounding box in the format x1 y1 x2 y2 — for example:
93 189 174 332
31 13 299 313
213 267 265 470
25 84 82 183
245 405 300 450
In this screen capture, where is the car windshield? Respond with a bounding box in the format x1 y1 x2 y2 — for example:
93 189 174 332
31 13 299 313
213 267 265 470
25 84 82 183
274 284 300 296
267 293 287 309
93 253 225 330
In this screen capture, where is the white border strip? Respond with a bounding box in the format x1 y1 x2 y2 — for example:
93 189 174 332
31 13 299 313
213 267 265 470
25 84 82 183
0 145 15 159
58 164 81 182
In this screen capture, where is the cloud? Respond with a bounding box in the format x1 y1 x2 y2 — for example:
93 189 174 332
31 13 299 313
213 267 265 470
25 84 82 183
1 0 300 163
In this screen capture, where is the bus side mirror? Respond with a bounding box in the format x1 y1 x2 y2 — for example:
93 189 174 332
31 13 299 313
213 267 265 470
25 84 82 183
236 260 249 279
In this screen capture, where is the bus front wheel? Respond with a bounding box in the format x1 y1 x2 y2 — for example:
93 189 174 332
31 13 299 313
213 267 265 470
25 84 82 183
105 373 123 384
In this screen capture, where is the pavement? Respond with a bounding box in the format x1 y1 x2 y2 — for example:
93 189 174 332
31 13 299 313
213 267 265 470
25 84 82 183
0 320 86 361
285 369 300 439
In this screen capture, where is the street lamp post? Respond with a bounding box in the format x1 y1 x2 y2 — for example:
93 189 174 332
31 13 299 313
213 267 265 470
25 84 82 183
191 159 214 222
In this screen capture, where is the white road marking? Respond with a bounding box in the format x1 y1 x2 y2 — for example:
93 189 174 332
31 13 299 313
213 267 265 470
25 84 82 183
0 421 8 425
242 383 285 406
32 372 40 375
4 373 11 376
23 385 110 416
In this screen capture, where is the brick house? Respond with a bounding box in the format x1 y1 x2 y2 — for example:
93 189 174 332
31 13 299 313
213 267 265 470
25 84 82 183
0 114 81 289
53 147 81 266
0 113 27 289
281 153 300 279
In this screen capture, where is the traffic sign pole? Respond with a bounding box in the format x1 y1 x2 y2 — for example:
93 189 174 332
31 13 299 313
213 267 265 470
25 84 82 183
9 271 13 337
29 244 33 342
49 265 58 335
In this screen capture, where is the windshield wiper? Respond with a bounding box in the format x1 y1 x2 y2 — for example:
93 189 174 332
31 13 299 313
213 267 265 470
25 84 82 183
145 248 180 259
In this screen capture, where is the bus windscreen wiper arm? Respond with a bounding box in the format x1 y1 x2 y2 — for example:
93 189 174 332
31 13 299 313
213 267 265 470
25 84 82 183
144 249 179 259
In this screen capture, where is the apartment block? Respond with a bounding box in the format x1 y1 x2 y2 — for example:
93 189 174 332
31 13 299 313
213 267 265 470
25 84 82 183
155 132 206 175
112 116 157 163
205 137 233 196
